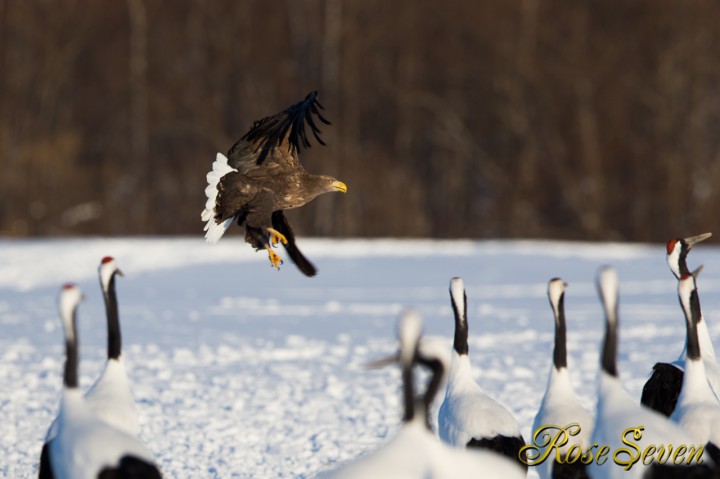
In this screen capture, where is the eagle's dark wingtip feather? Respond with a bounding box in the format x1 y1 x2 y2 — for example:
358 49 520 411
313 106 332 126
311 99 332 125
303 110 322 147
297 115 311 149
239 91 330 164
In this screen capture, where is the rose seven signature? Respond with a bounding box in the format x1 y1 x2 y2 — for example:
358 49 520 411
520 423 707 470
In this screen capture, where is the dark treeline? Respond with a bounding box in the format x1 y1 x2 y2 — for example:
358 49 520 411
2 0 720 241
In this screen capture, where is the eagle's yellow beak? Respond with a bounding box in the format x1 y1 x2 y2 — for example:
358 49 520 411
332 181 348 193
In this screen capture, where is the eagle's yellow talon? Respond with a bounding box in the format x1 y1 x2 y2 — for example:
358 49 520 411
267 227 288 246
265 246 283 270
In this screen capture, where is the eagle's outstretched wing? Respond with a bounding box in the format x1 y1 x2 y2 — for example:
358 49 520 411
227 91 331 169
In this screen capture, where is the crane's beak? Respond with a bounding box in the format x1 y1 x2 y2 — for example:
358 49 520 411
685 232 712 250
363 353 399 370
692 264 704 279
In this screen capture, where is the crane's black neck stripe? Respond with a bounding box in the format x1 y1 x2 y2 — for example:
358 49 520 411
417 356 444 430
553 292 568 370
452 291 469 356
686 289 702 361
402 364 415 423
64 311 79 389
602 307 618 377
679 242 691 276
105 273 122 360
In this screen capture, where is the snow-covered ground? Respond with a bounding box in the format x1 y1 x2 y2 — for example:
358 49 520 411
2 237 720 478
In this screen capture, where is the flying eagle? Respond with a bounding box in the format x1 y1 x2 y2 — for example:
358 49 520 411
201 91 347 277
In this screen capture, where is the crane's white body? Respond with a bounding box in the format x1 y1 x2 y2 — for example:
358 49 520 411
49 389 155 479
591 267 710 479
438 353 522 447
589 372 706 479
532 367 593 479
670 274 720 448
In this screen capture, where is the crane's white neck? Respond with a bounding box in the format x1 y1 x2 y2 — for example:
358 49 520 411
446 351 480 395
677 358 717 405
678 314 717 361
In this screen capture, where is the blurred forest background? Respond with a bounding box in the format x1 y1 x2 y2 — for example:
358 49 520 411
2 0 720 241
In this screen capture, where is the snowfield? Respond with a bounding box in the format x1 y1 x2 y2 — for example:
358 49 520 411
2 237 720 478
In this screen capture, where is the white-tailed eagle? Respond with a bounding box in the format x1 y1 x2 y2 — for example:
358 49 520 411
201 91 347 277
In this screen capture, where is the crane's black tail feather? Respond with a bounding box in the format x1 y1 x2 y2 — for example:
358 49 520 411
38 442 53 479
98 455 162 479
467 434 528 472
552 460 590 479
640 362 683 416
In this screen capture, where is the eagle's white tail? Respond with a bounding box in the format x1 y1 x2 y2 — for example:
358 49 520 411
202 153 237 244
